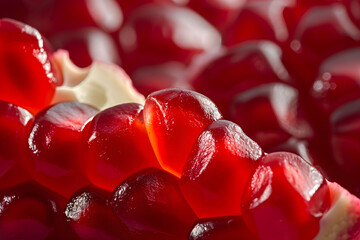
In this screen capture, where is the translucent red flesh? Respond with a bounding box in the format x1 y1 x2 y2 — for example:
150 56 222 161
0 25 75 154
189 215 259 240
65 187 126 239
0 182 68 240
0 19 60 114
111 167 198 240
27 102 98 197
241 152 331 240
82 103 160 191
181 120 263 218
0 101 33 189
143 88 222 177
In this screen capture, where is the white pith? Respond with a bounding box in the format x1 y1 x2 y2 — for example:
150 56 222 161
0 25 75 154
51 50 145 110
314 182 360 240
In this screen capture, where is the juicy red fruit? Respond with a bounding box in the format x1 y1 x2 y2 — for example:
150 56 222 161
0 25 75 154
27 102 98 197
111 167 198 240
241 152 331 240
0 101 33 189
118 3 221 74
82 103 160 191
230 83 313 150
65 187 126 240
329 99 360 195
0 182 70 240
0 19 60 114
181 120 263 218
189 215 259 240
144 88 222 177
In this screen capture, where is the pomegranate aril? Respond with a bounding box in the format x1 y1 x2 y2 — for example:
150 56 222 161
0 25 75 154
65 187 126 240
132 63 193 97
311 48 360 117
26 0 123 37
189 215 259 240
82 103 160 191
27 101 98 197
0 182 70 240
181 120 263 218
144 88 222 177
230 83 313 150
116 0 187 15
50 28 121 68
0 101 33 189
118 3 221 74
187 0 245 32
193 40 293 117
223 0 291 47
285 3 360 87
241 152 331 240
111 167 198 240
0 19 60 114
329 99 360 195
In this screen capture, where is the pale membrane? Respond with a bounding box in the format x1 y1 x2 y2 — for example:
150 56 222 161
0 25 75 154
314 182 360 240
51 50 145 110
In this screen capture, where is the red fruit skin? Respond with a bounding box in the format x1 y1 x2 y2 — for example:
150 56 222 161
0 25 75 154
181 120 263 218
118 3 221 74
65 187 127 240
241 152 331 240
0 182 75 240
0 101 33 189
193 40 294 117
82 103 160 191
0 19 60 114
144 88 223 177
111 167 198 240
27 102 98 197
189 215 259 240
329 99 360 196
229 83 313 150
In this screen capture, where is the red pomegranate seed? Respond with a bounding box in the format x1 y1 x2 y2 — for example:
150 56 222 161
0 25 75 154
311 48 360 116
330 99 360 195
0 19 61 114
223 0 292 47
65 187 127 239
26 0 123 37
187 0 245 31
0 182 71 240
0 101 33 189
229 83 313 150
181 120 263 218
132 63 193 97
118 3 221 74
27 102 98 197
285 3 360 87
189 215 259 240
143 88 222 177
241 152 331 240
111 167 198 240
193 40 294 117
50 28 121 68
82 103 160 191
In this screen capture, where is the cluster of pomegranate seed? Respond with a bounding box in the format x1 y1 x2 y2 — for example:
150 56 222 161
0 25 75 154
1 1 360 239
2 0 360 198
